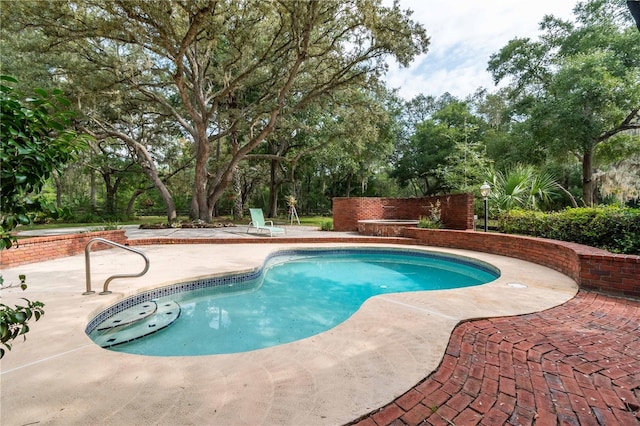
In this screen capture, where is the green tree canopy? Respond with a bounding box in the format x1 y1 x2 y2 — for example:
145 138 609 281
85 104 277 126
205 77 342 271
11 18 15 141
2 0 429 222
488 0 640 206
391 95 489 195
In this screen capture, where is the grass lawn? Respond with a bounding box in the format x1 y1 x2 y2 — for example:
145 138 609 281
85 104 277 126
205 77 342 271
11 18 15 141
16 215 333 232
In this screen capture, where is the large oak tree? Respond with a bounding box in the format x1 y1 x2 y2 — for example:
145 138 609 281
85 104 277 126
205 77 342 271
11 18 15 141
488 0 640 206
4 0 428 222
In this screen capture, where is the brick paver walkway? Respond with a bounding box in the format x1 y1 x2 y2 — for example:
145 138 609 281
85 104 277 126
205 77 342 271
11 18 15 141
349 291 640 425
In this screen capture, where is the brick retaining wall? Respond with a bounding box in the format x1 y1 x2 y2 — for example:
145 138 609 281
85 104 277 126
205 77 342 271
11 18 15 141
357 221 418 237
403 228 640 298
332 194 474 231
0 230 128 268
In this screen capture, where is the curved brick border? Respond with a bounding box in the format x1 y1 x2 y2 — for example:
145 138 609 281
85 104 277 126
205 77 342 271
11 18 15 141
0 230 128 268
349 291 640 426
0 230 404 268
403 228 640 299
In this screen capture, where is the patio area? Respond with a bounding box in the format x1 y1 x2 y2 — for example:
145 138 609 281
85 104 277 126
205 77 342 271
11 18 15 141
350 290 640 425
1 226 638 425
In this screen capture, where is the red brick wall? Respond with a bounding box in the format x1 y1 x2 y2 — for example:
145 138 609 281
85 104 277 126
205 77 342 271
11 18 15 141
333 193 473 231
580 254 640 297
332 198 384 232
357 221 416 237
403 228 640 298
0 230 128 268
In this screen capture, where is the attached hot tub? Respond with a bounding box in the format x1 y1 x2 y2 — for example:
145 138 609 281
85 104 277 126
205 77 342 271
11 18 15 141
357 219 419 237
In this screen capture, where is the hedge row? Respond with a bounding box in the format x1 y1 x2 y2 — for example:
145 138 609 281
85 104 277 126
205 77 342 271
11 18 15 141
498 207 640 255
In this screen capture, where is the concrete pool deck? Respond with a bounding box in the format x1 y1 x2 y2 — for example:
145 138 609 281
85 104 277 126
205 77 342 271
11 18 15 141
0 226 637 425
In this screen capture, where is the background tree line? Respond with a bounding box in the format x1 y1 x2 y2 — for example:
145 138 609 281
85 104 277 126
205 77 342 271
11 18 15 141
1 0 638 225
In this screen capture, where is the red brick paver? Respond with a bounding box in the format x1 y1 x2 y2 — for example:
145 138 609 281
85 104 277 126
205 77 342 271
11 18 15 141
348 292 640 425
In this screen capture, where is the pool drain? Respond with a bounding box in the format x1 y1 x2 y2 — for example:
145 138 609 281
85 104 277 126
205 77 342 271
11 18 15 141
506 282 527 288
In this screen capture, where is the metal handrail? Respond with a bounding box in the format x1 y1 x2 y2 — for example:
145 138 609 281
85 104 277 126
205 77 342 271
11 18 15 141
83 237 150 295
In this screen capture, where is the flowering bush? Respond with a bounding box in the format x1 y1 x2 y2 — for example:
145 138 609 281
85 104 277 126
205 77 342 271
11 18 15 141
417 200 443 229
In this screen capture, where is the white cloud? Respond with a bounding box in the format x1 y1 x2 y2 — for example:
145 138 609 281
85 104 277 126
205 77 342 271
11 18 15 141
385 0 579 100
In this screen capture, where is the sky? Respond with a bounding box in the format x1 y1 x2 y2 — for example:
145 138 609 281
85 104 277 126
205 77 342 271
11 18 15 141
383 0 580 100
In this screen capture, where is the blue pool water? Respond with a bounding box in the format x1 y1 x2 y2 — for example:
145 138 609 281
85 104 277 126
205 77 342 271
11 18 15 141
88 249 499 356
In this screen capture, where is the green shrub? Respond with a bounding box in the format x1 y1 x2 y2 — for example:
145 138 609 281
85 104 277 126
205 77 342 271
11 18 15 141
88 222 121 232
67 212 102 224
498 207 640 254
417 216 443 229
320 219 333 231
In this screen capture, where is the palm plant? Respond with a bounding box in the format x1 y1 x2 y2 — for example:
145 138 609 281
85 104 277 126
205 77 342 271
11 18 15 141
485 164 560 212
529 170 560 210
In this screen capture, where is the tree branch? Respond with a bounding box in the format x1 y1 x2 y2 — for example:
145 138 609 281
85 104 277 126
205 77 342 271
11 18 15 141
597 106 640 143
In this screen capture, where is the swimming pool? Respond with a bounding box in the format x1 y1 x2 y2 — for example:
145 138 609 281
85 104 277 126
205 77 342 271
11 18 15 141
87 248 500 356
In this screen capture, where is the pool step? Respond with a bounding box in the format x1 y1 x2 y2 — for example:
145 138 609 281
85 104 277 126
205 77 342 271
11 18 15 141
91 301 181 348
96 301 158 331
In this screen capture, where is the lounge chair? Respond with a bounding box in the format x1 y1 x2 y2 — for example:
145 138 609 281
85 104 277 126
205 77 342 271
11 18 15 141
247 208 286 237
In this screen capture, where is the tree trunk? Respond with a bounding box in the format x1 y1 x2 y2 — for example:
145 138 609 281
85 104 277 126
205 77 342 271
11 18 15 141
555 183 578 208
86 123 179 223
304 174 312 214
149 178 177 223
232 167 243 220
90 170 97 212
126 189 145 217
228 125 243 220
206 168 236 220
193 133 211 222
189 195 198 220
361 176 367 195
268 158 279 217
128 138 178 223
240 174 255 210
133 159 178 223
582 149 594 207
53 171 63 208
102 171 116 215
105 188 116 215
